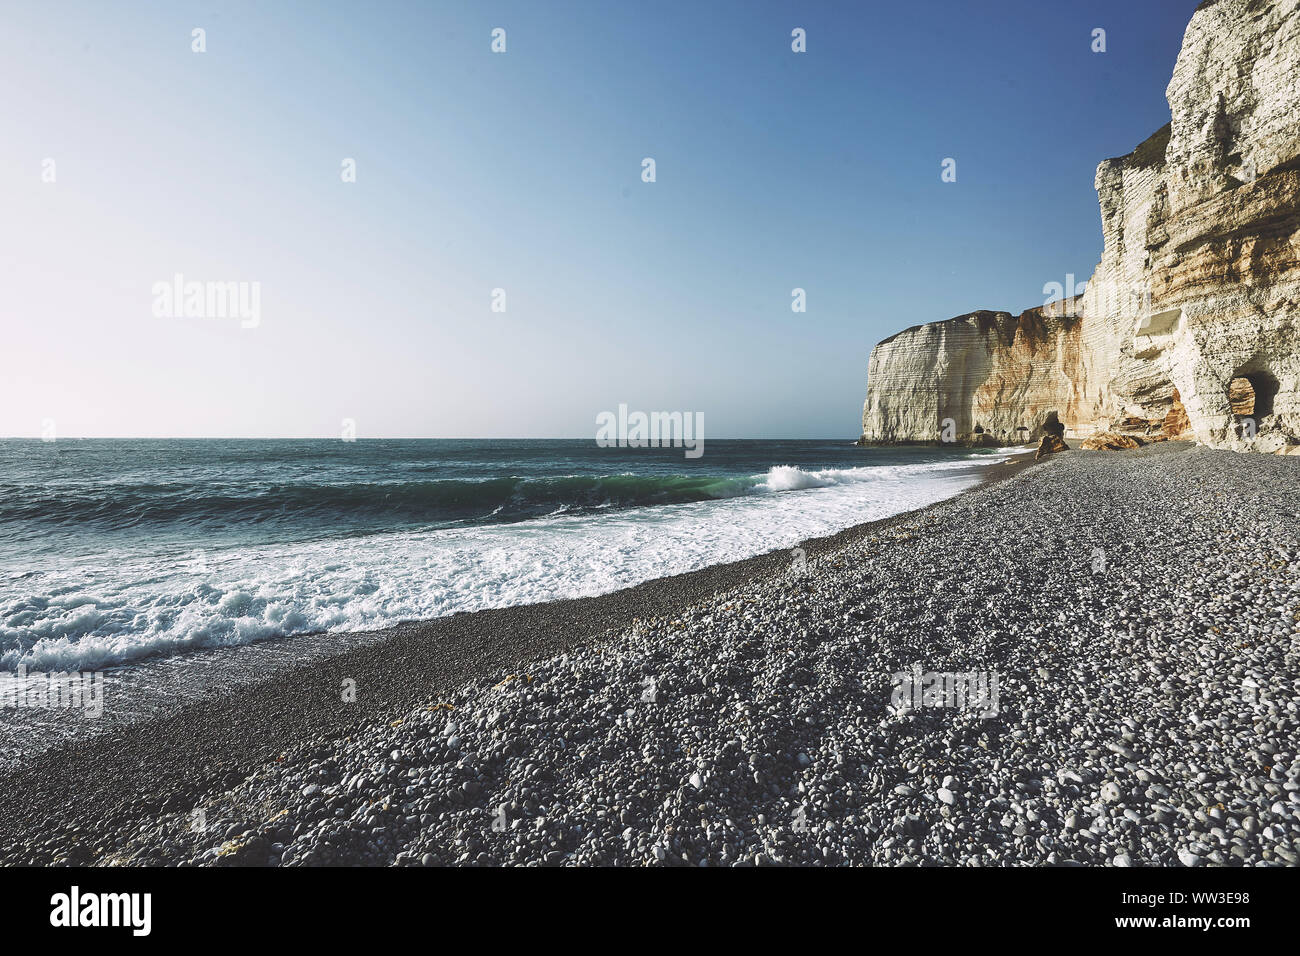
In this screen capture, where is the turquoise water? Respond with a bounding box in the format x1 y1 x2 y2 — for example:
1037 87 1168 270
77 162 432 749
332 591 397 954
0 439 1015 671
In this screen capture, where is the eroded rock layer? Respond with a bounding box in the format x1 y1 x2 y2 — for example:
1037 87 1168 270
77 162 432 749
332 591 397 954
861 0 1300 453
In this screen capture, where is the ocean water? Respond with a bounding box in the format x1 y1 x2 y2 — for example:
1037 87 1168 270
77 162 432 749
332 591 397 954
0 439 1018 672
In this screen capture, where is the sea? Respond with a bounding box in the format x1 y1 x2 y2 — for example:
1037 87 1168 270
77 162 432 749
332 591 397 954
0 438 1020 674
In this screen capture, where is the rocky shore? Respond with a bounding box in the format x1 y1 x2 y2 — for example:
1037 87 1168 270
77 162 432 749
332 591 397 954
6 443 1295 867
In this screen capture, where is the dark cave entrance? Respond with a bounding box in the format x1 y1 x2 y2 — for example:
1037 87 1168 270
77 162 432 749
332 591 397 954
1038 411 1065 439
1228 370 1278 419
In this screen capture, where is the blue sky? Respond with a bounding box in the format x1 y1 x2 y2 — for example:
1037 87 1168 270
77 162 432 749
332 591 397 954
2 0 1200 438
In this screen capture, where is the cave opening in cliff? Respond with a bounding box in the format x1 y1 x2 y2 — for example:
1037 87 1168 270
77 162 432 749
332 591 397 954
1038 411 1065 439
1228 370 1278 419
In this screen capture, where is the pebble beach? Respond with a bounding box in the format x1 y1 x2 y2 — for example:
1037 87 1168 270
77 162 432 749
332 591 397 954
3 442 1298 867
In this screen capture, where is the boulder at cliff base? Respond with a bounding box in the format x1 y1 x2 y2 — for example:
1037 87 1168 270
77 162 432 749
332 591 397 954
1035 435 1069 460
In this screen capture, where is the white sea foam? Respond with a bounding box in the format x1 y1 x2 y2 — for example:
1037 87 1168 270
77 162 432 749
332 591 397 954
754 464 865 491
0 457 1003 671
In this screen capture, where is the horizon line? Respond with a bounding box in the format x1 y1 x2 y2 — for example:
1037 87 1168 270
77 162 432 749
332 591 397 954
0 435 863 442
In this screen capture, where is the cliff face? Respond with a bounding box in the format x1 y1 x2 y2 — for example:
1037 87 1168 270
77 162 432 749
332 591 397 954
862 301 1086 443
861 0 1300 453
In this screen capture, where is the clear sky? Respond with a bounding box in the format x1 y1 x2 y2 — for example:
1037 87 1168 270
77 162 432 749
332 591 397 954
1 0 1200 439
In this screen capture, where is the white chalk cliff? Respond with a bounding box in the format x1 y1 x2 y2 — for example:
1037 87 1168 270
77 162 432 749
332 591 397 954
861 0 1300 454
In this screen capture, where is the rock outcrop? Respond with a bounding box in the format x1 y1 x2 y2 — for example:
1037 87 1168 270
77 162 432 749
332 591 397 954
1035 434 1070 460
861 0 1300 454
1080 432 1143 451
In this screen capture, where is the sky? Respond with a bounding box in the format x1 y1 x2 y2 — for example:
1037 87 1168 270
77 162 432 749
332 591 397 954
1 0 1201 439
